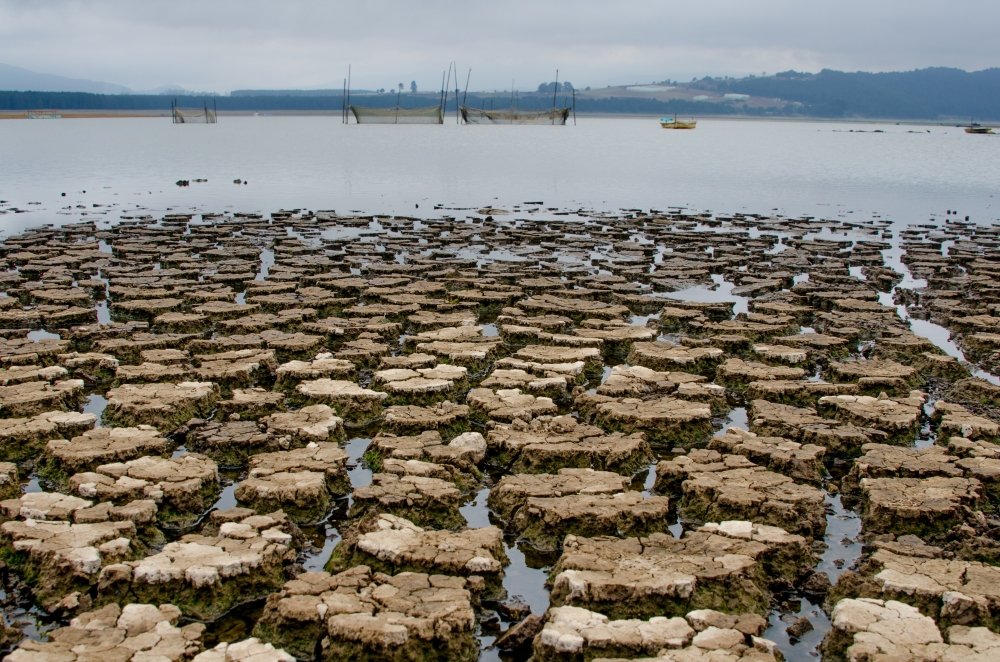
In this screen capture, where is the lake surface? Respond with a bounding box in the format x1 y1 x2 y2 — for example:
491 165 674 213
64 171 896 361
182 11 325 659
2 115 998 235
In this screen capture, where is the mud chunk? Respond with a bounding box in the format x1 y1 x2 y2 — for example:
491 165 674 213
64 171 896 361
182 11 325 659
467 387 558 423
253 566 477 661
368 430 486 473
708 428 825 483
326 513 506 592
43 425 173 478
69 453 219 529
217 387 286 421
98 510 297 622
382 401 471 438
296 378 387 426
182 419 290 468
0 379 85 417
817 391 925 444
0 410 96 463
656 450 826 538
823 597 1000 661
262 404 344 443
104 381 219 431
6 603 205 661
486 415 652 474
372 364 468 404
550 522 812 619
855 475 983 539
578 394 713 448
236 443 350 524
350 473 464 529
0 492 144 610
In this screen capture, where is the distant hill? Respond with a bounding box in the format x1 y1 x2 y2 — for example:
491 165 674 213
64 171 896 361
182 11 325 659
0 62 130 94
577 67 1000 120
691 67 1000 120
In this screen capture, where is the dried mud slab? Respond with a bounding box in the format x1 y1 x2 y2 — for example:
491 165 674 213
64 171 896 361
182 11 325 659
509 489 672 552
822 598 1000 661
296 378 387 426
827 358 920 394
0 409 95 463
708 428 826 484
372 364 469 405
68 453 219 529
533 605 778 662
0 492 153 610
467 387 558 424
0 379 85 417
817 391 925 445
749 398 885 457
549 521 813 619
349 472 464 529
41 425 173 483
274 354 355 390
236 442 350 524
5 603 205 661
853 475 984 539
367 430 486 473
381 401 471 438
832 541 1000 631
934 401 1000 443
180 419 291 468
252 566 478 661
97 510 297 622
104 381 219 432
262 403 344 443
217 387 286 421
488 468 629 523
715 358 807 395
656 450 826 538
326 513 506 593
745 379 858 408
0 462 18 501
194 638 294 662
486 415 652 475
578 394 713 448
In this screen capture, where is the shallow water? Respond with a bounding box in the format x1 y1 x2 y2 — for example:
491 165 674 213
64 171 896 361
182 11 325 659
3 117 999 240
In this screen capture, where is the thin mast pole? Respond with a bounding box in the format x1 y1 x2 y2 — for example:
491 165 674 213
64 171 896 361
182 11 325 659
346 65 351 123
552 69 559 124
443 62 453 117
342 77 347 124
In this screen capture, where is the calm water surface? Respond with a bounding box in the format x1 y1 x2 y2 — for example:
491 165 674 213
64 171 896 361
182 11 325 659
2 115 998 234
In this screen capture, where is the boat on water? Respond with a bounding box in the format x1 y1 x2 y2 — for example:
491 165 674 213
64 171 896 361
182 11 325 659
460 106 570 125
660 115 696 129
350 105 443 124
964 122 995 134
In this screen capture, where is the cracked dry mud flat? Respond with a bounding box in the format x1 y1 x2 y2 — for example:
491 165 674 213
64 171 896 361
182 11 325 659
0 208 999 661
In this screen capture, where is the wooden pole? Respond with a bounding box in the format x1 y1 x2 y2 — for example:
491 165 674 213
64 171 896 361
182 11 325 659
346 65 352 124
552 69 559 124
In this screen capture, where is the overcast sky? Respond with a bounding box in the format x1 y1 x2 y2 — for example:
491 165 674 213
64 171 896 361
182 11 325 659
1 0 995 92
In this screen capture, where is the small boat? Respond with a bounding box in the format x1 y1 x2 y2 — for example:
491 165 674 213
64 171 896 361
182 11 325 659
660 114 696 129
964 122 994 134
460 106 570 125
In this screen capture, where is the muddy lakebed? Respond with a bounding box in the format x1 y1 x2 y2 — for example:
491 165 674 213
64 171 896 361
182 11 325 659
0 207 999 660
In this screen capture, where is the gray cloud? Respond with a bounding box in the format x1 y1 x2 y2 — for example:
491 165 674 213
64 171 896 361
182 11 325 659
0 0 995 92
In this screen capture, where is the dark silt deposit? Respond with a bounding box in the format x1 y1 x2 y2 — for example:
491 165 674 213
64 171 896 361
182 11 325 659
1 207 1000 660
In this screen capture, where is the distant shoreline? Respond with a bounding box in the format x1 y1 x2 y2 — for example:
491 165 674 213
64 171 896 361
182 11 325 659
0 109 976 127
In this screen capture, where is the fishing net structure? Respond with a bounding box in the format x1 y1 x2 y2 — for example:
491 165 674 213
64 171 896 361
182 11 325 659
171 101 218 124
350 105 443 124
